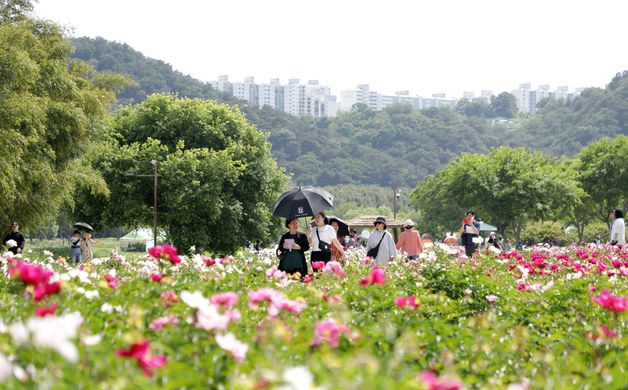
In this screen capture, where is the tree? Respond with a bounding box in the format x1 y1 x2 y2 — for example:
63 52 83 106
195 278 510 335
410 147 579 239
73 94 288 254
0 16 124 234
0 0 33 24
490 92 518 118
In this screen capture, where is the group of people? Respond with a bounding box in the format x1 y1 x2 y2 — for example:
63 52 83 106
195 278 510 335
2 222 96 264
275 212 425 275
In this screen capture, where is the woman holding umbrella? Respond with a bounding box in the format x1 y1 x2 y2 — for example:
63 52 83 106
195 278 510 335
307 211 345 266
276 218 310 276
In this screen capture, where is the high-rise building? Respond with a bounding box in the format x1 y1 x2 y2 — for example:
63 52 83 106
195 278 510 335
258 78 284 109
232 77 258 106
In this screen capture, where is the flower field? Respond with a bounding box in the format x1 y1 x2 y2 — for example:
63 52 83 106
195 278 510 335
0 243 626 389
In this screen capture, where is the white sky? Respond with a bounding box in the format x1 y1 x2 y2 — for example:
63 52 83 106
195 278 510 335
35 0 628 98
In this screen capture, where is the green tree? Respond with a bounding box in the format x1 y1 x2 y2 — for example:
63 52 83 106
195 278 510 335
73 95 288 254
490 92 518 118
0 0 33 24
410 147 579 238
0 16 122 234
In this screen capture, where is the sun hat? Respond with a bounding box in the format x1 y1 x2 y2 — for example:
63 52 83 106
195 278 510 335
373 216 387 229
403 219 414 228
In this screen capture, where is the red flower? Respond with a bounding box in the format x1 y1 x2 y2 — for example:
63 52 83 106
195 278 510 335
591 289 627 313
203 257 216 266
34 303 58 317
360 267 387 286
311 261 325 270
151 273 163 283
600 325 617 338
116 340 167 377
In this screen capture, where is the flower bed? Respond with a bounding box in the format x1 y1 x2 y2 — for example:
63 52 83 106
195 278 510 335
0 243 626 388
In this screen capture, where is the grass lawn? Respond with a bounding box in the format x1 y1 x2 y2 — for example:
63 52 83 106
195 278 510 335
24 238 146 259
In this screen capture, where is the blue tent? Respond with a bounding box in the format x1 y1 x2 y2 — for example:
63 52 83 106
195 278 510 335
478 222 498 231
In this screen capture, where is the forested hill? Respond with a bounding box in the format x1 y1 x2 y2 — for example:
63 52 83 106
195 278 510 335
71 37 628 187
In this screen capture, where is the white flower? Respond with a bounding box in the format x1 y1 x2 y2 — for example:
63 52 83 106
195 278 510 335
472 236 483 244
180 291 210 310
215 332 248 362
26 312 83 362
82 334 102 346
12 365 27 381
101 303 114 313
278 366 321 390
8 322 28 345
43 250 54 257
5 240 17 248
464 289 472 296
0 353 12 383
84 290 99 300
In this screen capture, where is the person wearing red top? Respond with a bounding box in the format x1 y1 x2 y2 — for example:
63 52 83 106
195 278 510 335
396 219 423 260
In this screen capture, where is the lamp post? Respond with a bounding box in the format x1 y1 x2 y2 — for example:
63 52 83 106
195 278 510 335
125 160 159 247
392 184 400 220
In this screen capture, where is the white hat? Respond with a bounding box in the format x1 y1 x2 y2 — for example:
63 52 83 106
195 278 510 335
403 219 414 227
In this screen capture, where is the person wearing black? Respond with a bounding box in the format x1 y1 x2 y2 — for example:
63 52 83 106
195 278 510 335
3 222 25 255
459 210 480 258
276 218 310 276
487 232 501 250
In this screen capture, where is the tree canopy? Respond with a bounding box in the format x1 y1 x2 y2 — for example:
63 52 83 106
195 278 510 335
71 94 287 253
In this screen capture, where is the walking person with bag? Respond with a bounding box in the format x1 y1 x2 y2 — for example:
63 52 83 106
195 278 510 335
307 211 345 267
366 216 397 265
459 210 480 258
276 218 309 276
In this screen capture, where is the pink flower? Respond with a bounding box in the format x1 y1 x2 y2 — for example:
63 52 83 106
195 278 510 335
104 275 119 290
322 294 343 303
312 319 350 348
116 340 167 377
225 309 241 322
202 257 216 266
420 370 464 390
149 314 179 331
210 292 239 307
161 290 178 307
360 267 386 286
394 296 420 309
215 333 248 363
600 325 616 338
588 285 597 292
322 261 346 278
34 303 58 317
312 261 325 270
9 262 61 302
148 244 181 265
151 273 163 283
247 288 306 316
485 295 498 302
591 289 627 312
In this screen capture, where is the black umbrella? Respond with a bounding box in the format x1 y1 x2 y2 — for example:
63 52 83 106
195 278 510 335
73 222 94 232
328 216 350 237
272 186 334 219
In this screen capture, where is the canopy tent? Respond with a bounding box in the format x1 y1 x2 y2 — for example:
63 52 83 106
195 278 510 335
478 222 498 232
120 228 166 250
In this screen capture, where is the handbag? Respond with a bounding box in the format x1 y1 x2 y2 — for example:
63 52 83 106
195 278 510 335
367 233 386 258
316 228 332 253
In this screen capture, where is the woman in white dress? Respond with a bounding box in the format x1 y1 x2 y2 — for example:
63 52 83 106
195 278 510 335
609 209 625 246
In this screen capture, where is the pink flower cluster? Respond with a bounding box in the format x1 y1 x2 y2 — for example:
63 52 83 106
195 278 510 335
9 261 61 302
322 261 346 278
116 340 167 377
312 319 350 348
104 275 119 290
420 370 463 390
210 292 239 307
149 314 179 331
311 261 325 270
34 303 58 317
148 244 181 265
248 288 307 316
360 267 386 286
266 266 287 280
591 289 627 313
394 295 420 309
161 290 178 307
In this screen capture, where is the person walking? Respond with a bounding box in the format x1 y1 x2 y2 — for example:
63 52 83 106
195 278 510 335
277 218 309 276
609 209 625 246
366 216 397 265
329 217 347 262
307 211 345 266
396 219 423 260
460 210 480 258
70 230 82 265
80 231 96 261
3 222 25 255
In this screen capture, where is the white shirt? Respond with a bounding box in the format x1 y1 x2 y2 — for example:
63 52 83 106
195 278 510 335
610 218 625 245
310 225 336 252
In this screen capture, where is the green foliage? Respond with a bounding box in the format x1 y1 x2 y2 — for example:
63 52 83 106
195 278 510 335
520 221 570 246
0 17 119 234
0 0 33 24
71 94 288 254
490 92 518 118
410 147 580 238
